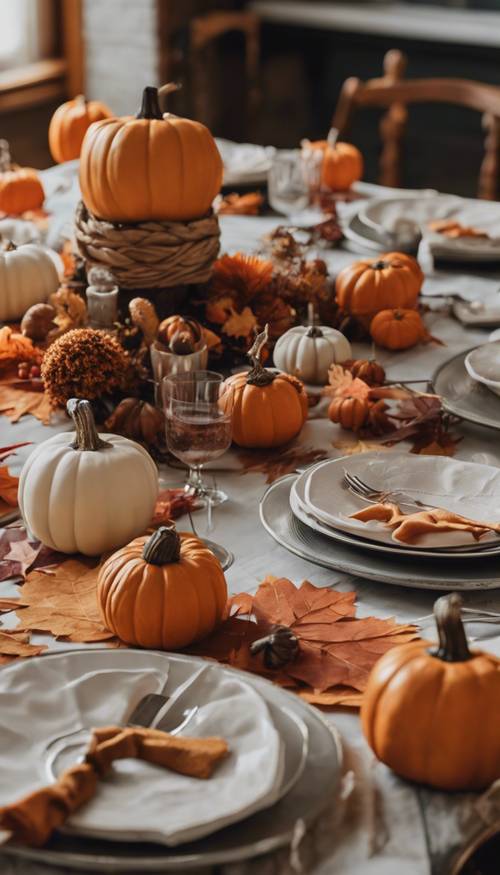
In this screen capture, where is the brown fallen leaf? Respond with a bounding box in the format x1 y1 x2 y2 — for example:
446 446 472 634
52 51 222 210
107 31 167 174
238 446 329 484
0 382 53 424
12 558 117 644
298 686 363 708
332 439 390 456
0 527 64 582
0 465 18 507
152 489 200 526
0 629 46 661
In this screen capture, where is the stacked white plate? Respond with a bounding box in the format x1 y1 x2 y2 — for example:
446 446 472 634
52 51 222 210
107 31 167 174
0 649 342 872
465 342 500 397
290 452 500 561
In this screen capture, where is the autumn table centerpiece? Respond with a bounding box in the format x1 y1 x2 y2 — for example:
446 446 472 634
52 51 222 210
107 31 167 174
74 85 223 317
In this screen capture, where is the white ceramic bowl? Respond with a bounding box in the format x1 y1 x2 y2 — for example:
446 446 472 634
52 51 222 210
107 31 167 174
465 342 500 397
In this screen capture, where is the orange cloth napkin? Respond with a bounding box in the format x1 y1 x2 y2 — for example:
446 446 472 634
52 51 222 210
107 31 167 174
350 502 500 545
0 725 228 847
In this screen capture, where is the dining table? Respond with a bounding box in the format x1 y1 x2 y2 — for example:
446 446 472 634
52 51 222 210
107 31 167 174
1 161 500 875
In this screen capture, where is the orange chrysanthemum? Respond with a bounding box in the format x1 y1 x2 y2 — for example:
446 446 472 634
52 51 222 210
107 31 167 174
210 253 273 303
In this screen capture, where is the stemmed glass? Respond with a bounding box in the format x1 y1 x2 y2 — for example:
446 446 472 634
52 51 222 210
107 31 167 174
163 371 234 517
267 150 310 218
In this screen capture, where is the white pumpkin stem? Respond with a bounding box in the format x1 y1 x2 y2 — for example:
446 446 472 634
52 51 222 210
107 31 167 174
306 302 323 337
5 241 17 252
431 593 472 662
0 140 11 173
143 525 181 564
247 324 275 386
74 94 87 108
327 127 339 149
67 398 111 451
158 81 182 98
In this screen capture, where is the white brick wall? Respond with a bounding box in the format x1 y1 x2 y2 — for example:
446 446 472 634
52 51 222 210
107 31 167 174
82 0 159 116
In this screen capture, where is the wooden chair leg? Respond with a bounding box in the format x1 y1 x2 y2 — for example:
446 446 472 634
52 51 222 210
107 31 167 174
379 50 408 189
479 113 500 201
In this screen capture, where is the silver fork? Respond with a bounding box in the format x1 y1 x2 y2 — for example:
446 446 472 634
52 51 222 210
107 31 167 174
343 470 437 511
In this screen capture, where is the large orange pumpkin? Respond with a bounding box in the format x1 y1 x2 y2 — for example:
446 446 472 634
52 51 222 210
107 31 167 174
48 95 113 163
79 86 223 222
0 140 44 215
221 324 308 448
335 252 423 324
309 130 363 191
361 593 500 791
97 525 227 650
370 308 427 350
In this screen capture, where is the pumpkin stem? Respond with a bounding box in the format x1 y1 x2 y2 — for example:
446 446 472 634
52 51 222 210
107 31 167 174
74 94 87 108
0 140 11 173
326 127 339 149
431 593 472 663
246 324 275 386
67 398 111 451
372 260 388 270
143 525 181 565
136 87 163 121
306 303 323 338
5 241 17 251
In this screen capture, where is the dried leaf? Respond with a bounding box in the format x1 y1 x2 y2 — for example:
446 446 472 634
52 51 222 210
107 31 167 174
298 687 363 708
0 382 53 424
238 445 329 483
222 306 257 339
0 527 64 582
152 489 199 525
12 558 117 643
332 439 389 456
0 629 46 661
0 465 18 507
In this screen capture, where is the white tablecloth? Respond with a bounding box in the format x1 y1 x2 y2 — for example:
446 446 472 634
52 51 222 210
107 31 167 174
1 170 500 875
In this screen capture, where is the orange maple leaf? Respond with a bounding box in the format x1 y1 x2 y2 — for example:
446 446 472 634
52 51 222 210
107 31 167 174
223 306 257 339
322 364 370 401
0 464 18 506
0 382 52 424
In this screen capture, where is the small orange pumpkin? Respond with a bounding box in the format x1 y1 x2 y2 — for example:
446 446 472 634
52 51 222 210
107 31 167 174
309 130 363 191
361 593 500 791
344 358 386 387
0 140 44 215
370 308 427 350
328 395 369 431
335 252 423 324
97 525 227 650
157 315 203 348
80 86 223 222
49 95 113 163
221 324 308 448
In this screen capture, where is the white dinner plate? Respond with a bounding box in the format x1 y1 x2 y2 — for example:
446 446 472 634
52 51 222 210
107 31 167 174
1 650 341 872
301 453 500 551
0 651 289 847
465 342 500 397
261 475 500 590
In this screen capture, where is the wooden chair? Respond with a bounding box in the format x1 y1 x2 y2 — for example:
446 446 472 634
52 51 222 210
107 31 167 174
332 49 500 200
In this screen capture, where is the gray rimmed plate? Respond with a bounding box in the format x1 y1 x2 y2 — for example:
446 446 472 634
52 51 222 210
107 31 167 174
260 475 500 591
432 348 500 431
1 649 340 873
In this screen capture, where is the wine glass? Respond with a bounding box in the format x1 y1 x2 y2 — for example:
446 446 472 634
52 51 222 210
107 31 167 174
163 371 233 511
268 149 310 218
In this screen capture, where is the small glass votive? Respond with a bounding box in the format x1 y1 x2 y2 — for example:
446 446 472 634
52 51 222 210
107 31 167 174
150 341 208 406
86 267 119 330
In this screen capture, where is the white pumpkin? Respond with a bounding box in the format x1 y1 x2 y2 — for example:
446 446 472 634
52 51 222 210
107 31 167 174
0 242 59 322
19 399 158 556
273 324 352 385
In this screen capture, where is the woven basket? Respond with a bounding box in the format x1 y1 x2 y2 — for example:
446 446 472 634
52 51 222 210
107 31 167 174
74 201 221 290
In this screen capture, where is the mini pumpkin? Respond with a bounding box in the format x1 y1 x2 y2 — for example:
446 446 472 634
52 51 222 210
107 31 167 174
328 395 369 431
335 252 423 324
157 315 203 348
18 399 158 556
361 593 500 791
370 308 427 350
344 358 386 387
21 303 57 341
79 86 223 222
0 242 59 322
221 324 308 448
105 397 164 447
308 129 363 191
273 320 351 385
97 524 227 649
48 95 113 163
0 140 45 215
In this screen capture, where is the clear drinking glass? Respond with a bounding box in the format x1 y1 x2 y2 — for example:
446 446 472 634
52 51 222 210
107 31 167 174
163 371 233 513
268 149 310 217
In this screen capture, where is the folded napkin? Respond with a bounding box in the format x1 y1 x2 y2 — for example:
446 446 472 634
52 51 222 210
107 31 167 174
350 503 500 546
0 725 228 847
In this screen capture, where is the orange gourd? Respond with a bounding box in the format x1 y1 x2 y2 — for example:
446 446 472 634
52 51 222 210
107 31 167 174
157 315 203 347
370 308 427 350
309 130 363 191
221 324 308 448
97 525 227 650
49 95 112 163
0 140 44 215
361 593 500 791
79 86 223 222
335 252 423 324
328 395 369 431
344 358 386 387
